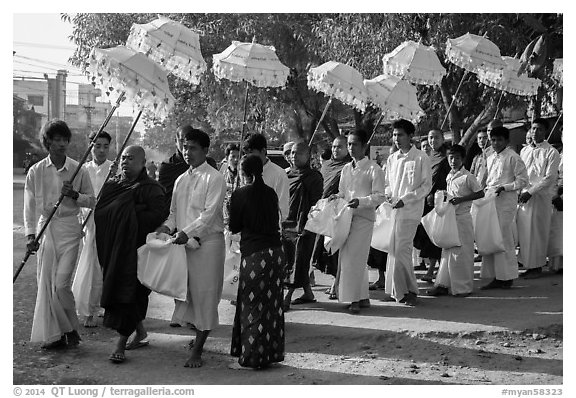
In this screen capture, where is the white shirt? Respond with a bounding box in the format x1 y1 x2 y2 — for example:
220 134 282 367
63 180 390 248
485 147 528 193
84 159 113 196
519 141 560 196
262 158 290 221
338 157 386 221
446 168 482 216
164 161 226 239
24 156 95 235
385 146 432 220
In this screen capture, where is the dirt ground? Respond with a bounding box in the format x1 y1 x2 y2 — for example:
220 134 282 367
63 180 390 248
12 176 563 386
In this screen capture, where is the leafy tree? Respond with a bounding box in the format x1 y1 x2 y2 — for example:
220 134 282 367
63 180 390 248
63 13 562 154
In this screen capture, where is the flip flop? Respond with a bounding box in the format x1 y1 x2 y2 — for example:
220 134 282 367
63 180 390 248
109 352 126 363
291 297 317 305
125 340 149 350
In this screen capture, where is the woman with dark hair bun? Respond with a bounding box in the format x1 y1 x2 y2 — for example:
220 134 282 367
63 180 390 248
228 154 285 369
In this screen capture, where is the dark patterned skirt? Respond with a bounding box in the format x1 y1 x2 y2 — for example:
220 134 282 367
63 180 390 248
230 246 285 368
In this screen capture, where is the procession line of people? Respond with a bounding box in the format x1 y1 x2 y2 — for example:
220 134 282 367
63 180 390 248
23 116 562 369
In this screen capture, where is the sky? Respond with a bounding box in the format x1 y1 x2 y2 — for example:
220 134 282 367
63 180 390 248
12 13 135 115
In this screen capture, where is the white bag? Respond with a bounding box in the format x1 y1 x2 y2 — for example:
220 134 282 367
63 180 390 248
306 198 353 254
137 232 188 300
421 194 461 249
221 231 242 301
371 202 395 253
471 195 506 255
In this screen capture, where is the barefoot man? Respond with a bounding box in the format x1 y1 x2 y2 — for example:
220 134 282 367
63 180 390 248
156 127 226 368
95 145 165 363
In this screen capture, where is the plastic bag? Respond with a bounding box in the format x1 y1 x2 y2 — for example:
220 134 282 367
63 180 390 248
421 198 461 249
221 230 242 301
137 232 188 300
371 202 395 253
305 198 353 253
470 195 506 255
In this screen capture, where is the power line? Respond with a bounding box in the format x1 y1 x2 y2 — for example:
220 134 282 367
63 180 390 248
13 54 77 70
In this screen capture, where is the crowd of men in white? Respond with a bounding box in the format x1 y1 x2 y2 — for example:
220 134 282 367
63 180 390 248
22 116 562 367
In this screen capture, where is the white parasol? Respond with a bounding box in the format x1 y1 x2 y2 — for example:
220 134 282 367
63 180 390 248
213 40 290 88
87 45 176 120
212 39 290 155
126 15 207 85
382 40 446 86
307 61 369 144
364 74 425 142
477 56 541 97
442 33 506 129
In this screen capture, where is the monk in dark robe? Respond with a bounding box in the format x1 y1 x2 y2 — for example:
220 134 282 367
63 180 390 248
95 145 165 363
282 142 323 311
310 135 351 299
414 129 451 282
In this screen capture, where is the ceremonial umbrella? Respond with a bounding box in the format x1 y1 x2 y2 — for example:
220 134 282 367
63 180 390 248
443 33 507 128
477 56 541 115
382 40 446 86
14 45 176 283
307 61 369 145
126 15 207 85
212 39 290 151
364 74 425 142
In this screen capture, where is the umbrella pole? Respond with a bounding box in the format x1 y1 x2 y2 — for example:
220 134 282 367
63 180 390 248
494 91 505 118
80 109 143 230
546 110 563 142
440 71 468 130
238 81 250 155
367 112 386 144
13 92 125 284
308 97 333 146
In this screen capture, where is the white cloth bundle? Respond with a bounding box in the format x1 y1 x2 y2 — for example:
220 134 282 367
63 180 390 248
471 194 506 255
371 202 395 252
421 193 461 249
137 232 188 300
305 198 353 254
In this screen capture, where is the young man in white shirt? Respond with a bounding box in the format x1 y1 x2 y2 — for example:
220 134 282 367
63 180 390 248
24 120 95 349
517 118 561 279
384 119 432 306
480 126 528 289
157 128 226 369
72 131 115 327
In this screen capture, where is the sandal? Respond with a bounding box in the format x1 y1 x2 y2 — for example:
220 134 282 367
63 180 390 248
328 292 338 300
108 352 126 363
125 340 149 350
291 296 317 305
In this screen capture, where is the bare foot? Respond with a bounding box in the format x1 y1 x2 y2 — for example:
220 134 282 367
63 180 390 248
84 316 97 328
65 330 81 347
184 355 203 368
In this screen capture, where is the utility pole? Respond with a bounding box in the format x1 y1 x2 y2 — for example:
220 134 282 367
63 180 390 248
43 73 50 120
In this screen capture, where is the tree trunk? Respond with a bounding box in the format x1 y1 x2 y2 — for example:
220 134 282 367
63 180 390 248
459 98 498 148
439 76 464 143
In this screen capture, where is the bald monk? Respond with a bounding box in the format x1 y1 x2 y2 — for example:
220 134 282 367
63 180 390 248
95 145 165 363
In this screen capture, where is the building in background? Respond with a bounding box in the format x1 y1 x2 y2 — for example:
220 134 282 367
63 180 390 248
13 70 134 164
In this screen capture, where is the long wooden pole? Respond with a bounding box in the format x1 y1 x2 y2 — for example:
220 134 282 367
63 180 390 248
14 92 125 283
80 109 143 230
546 110 563 142
440 71 468 130
367 112 386 144
308 97 333 146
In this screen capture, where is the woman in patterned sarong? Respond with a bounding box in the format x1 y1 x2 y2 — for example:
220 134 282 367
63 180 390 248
229 155 285 369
